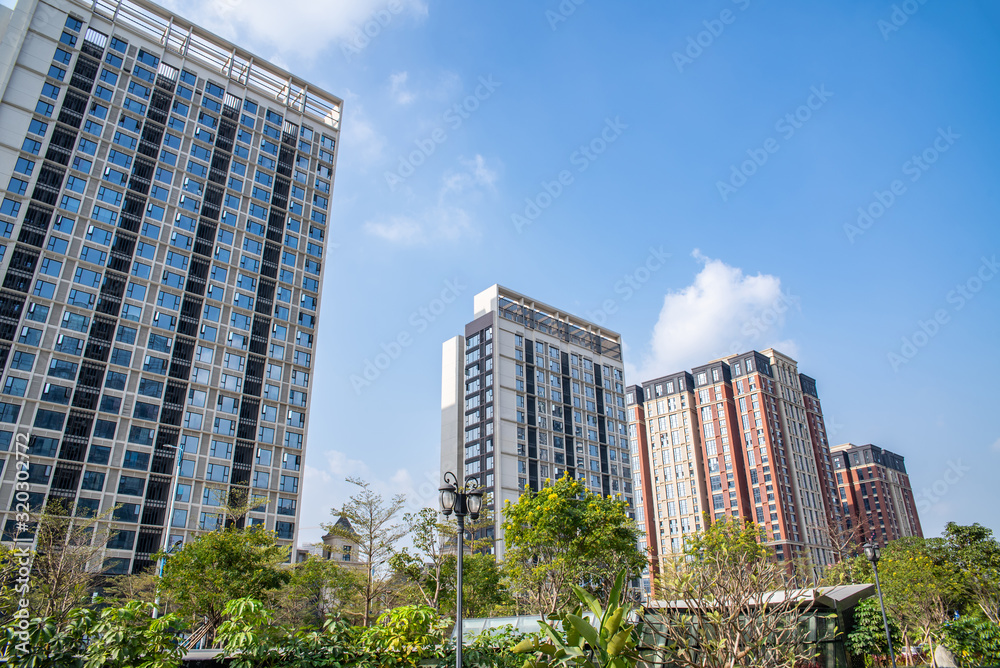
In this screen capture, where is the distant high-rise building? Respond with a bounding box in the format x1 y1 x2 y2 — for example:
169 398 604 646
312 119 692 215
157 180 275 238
441 285 633 559
627 349 844 586
625 372 709 596
0 0 341 573
830 442 922 547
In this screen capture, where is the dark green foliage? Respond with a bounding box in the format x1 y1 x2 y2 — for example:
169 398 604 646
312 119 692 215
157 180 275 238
0 601 185 668
845 597 902 667
942 615 1000 666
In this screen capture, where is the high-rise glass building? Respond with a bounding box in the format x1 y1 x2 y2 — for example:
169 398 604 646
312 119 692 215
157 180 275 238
0 0 340 574
441 285 633 559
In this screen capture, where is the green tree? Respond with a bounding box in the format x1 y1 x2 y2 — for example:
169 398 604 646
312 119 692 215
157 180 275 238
23 500 122 624
215 598 279 668
391 505 503 616
846 597 902 667
214 597 367 668
275 556 362 627
359 604 451 665
82 600 187 668
514 569 641 668
102 567 159 607
824 537 963 665
438 552 513 619
390 508 453 612
500 475 645 615
943 522 1000 625
156 526 291 644
323 477 407 626
0 607 92 667
942 615 1000 666
0 544 26 620
0 601 186 668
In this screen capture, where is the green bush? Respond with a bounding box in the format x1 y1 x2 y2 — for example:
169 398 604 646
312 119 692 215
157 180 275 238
0 601 185 668
846 597 902 667
942 615 1000 666
3 597 529 668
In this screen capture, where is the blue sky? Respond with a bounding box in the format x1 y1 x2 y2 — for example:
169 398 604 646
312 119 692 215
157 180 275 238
165 0 1000 545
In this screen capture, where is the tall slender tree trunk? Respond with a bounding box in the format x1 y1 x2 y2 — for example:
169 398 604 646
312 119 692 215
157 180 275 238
363 561 373 626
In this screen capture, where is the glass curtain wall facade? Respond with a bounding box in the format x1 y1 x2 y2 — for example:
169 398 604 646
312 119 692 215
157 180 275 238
0 0 340 574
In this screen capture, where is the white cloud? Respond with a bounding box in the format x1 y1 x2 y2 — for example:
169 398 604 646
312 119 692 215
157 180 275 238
339 91 386 168
430 206 475 240
362 207 476 245
440 155 498 196
363 216 424 244
163 0 428 61
299 449 439 547
630 251 799 380
389 71 416 105
993 437 1000 453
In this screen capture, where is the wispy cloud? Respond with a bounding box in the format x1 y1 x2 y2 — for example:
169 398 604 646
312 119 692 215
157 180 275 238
300 449 440 546
363 216 424 244
162 0 428 60
364 154 499 245
440 155 498 198
389 71 417 105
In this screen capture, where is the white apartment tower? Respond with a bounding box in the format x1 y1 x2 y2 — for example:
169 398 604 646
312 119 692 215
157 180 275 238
441 285 634 558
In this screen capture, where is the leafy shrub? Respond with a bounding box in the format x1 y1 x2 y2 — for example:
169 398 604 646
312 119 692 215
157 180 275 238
513 569 640 668
0 601 185 668
942 615 1000 665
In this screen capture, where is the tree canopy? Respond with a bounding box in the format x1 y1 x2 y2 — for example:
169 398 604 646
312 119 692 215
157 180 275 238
157 526 291 642
500 474 645 614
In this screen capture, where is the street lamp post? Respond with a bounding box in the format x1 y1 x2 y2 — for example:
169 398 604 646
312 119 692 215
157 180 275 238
439 471 484 668
864 540 897 668
152 537 182 619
